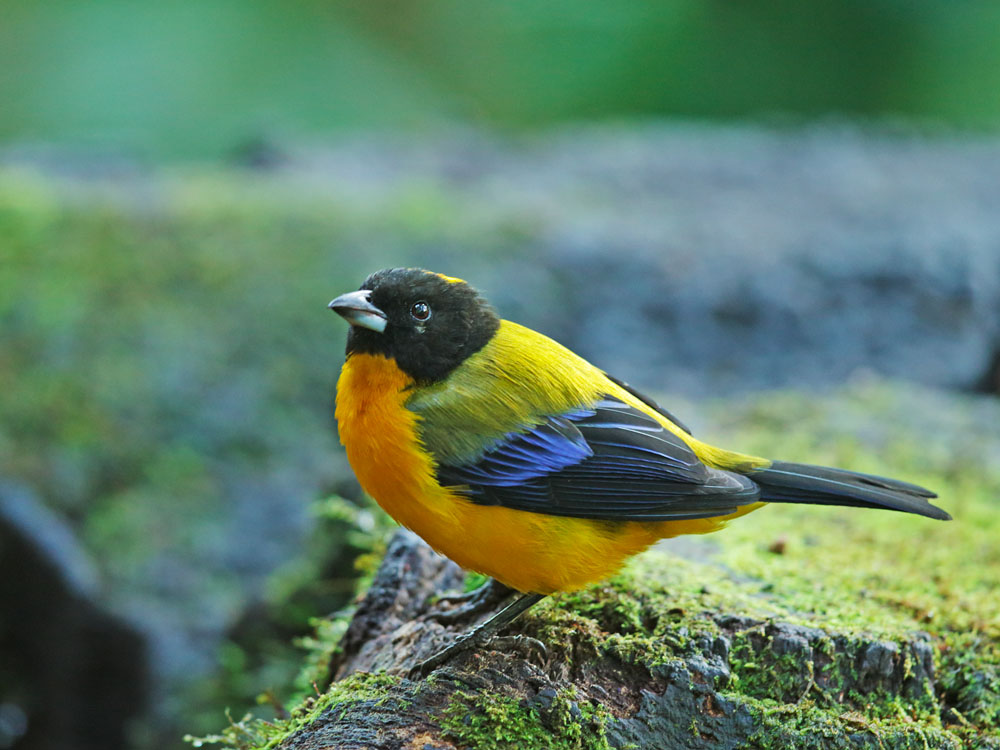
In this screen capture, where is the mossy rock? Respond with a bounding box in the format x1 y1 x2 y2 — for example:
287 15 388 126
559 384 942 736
206 529 991 750
193 381 1000 749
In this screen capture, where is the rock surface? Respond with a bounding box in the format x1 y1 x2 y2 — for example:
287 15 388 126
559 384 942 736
276 530 981 750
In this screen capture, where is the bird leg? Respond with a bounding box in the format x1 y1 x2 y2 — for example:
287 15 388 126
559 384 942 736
424 578 516 624
412 592 546 677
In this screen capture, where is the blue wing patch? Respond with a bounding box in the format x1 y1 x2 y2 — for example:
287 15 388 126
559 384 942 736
448 415 593 487
436 395 761 522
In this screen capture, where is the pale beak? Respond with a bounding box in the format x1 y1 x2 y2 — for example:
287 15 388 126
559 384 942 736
328 290 388 333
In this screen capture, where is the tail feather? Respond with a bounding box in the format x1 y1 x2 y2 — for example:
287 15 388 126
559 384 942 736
749 461 950 520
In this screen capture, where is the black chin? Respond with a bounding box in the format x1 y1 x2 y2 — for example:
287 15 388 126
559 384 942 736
345 326 386 358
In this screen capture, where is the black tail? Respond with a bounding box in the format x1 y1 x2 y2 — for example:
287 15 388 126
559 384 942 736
749 461 951 520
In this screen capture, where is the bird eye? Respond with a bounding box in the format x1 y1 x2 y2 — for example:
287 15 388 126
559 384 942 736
410 301 431 321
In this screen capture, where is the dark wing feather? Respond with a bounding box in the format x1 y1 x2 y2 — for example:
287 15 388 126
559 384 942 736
603 373 693 435
436 396 760 522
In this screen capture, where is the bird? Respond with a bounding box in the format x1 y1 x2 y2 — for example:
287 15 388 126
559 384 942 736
328 267 950 673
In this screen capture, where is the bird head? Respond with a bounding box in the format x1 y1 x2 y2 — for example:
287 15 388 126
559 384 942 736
329 268 500 383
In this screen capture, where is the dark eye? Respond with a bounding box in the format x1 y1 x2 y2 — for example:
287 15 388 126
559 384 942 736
410 301 431 321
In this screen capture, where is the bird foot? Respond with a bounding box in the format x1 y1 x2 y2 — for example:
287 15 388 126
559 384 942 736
410 592 547 678
409 633 548 679
423 579 515 625
410 629 483 678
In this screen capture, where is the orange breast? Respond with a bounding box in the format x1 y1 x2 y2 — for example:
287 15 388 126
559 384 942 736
335 353 760 594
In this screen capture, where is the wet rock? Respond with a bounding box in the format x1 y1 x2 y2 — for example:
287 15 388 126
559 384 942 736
860 640 900 681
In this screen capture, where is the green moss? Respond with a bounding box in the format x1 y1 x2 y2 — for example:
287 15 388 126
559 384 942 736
729 631 810 702
738 696 963 750
184 671 401 750
937 632 1000 731
440 687 614 750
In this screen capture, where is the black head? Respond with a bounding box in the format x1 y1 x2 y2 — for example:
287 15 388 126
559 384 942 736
329 268 500 383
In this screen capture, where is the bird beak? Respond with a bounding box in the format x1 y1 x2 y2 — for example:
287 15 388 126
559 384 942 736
328 290 388 333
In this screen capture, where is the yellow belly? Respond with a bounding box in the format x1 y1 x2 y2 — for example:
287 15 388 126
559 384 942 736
335 353 761 594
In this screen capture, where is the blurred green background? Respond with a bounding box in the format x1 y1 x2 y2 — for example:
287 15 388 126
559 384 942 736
2 0 1000 160
3 2 1000 749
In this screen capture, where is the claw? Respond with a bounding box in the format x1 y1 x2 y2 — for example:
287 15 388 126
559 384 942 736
410 592 546 678
424 579 515 625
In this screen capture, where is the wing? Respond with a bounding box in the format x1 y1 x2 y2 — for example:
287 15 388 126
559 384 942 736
603 373 693 435
436 396 760 522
